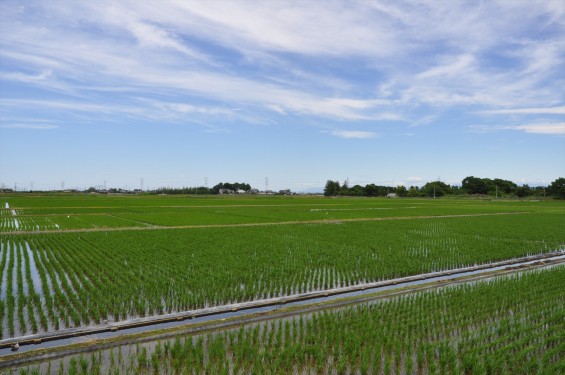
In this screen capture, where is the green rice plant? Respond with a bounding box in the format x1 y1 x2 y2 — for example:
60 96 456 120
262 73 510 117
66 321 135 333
1 197 564 339
84 266 559 374
5 241 16 337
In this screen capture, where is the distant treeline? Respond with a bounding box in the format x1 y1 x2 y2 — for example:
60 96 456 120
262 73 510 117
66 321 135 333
152 182 252 195
324 177 565 199
151 186 212 195
0 181 283 195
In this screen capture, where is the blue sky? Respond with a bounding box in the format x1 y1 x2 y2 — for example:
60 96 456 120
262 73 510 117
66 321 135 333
0 1 564 192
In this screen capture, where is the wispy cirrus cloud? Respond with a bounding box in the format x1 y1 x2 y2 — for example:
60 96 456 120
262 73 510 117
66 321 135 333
479 106 565 115
0 70 53 83
1 123 59 130
470 122 565 135
328 130 377 139
0 0 563 132
1 1 564 189
500 123 565 135
0 98 239 126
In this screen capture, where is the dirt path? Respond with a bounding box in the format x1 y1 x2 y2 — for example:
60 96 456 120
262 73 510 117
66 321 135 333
1 211 530 235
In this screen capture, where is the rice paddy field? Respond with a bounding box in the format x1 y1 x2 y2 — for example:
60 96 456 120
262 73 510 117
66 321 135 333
13 265 565 374
1 193 564 373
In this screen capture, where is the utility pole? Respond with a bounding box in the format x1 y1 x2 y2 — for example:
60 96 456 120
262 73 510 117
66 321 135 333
495 185 498 198
140 178 144 191
265 177 269 192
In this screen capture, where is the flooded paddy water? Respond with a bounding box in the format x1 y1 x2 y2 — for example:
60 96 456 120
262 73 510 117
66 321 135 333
0 250 563 360
0 196 564 373
2 258 564 374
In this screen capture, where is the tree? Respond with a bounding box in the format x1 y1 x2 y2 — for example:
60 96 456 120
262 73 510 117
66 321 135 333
340 180 350 195
515 185 532 198
408 186 420 197
421 181 450 198
211 182 252 194
350 185 366 196
531 186 547 197
450 185 465 195
548 177 565 199
396 185 408 197
492 178 517 195
365 184 378 197
323 180 341 196
462 176 488 195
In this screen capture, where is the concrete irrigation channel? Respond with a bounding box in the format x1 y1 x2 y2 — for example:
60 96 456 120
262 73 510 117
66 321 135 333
1 251 564 363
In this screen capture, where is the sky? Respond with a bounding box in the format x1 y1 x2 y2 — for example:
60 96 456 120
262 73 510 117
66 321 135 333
0 1 564 192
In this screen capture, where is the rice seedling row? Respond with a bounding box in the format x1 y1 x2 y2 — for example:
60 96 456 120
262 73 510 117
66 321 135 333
0 215 147 233
5 196 563 232
15 265 565 374
0 213 563 339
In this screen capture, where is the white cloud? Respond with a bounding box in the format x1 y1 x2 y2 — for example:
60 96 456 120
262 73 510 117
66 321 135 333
127 21 207 61
1 123 59 130
470 123 565 135
0 70 52 82
1 98 145 115
417 54 476 79
266 104 286 115
169 1 399 58
0 0 563 125
518 40 564 78
410 115 437 128
500 123 565 135
480 106 565 115
329 130 377 139
149 101 234 116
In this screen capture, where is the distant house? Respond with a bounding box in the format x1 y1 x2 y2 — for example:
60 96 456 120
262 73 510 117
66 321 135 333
219 188 235 195
386 193 397 198
236 189 247 194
